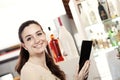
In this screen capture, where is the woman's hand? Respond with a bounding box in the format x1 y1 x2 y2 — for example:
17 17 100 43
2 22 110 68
74 60 90 80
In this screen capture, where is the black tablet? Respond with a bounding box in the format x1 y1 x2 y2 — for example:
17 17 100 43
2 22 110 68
78 40 93 72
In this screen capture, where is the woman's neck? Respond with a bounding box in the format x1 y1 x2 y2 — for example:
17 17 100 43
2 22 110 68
28 52 48 69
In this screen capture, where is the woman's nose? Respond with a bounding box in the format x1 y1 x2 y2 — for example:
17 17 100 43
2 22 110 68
34 37 40 43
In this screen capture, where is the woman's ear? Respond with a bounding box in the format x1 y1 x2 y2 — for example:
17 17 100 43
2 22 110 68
21 43 28 50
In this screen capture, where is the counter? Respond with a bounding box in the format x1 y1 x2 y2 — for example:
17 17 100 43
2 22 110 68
94 47 120 80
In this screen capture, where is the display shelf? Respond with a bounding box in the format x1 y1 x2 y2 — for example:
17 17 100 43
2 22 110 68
0 49 19 64
93 46 120 80
69 0 120 80
0 44 20 64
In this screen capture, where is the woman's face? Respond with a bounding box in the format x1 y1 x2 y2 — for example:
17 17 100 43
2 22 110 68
21 23 47 56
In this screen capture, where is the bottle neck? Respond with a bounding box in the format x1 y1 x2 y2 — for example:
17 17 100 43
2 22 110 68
58 17 63 27
50 34 55 39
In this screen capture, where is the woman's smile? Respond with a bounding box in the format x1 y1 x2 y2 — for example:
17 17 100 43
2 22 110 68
33 43 43 49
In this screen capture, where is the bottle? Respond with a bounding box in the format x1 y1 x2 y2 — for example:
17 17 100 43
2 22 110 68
108 28 118 46
47 27 52 41
46 27 54 57
98 2 108 20
57 17 78 60
49 34 64 63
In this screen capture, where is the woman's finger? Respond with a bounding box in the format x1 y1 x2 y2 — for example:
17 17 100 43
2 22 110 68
78 60 90 78
80 60 90 73
84 60 90 72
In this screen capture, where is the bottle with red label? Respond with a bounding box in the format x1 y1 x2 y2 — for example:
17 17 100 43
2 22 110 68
48 27 64 62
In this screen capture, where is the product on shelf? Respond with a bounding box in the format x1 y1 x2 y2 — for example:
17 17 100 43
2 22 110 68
49 33 64 63
108 28 118 46
98 2 108 20
57 17 78 60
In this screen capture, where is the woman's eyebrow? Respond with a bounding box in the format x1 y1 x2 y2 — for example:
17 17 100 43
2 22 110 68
25 35 31 39
36 30 42 33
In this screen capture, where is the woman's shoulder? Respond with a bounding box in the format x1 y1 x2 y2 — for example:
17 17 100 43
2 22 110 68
20 62 42 80
20 62 60 80
21 62 36 74
21 61 49 74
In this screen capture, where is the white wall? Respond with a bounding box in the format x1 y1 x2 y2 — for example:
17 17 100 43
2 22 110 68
0 0 66 77
0 0 66 49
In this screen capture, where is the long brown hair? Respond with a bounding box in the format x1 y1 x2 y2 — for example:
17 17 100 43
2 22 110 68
15 20 66 80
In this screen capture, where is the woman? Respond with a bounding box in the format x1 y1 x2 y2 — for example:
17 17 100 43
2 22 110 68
15 20 90 80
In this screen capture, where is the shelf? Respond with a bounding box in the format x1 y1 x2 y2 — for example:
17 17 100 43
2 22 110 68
0 44 20 64
74 0 84 5
0 49 19 64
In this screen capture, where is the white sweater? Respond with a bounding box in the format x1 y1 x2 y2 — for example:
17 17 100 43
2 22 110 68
21 62 60 80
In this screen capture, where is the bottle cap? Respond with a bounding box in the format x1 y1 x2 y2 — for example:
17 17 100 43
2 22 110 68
48 27 51 31
50 34 54 39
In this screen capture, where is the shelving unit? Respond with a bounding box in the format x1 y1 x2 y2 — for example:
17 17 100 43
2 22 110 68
69 0 120 80
0 44 20 64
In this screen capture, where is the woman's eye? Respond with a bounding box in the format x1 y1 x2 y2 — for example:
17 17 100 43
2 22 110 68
37 33 42 36
26 37 31 41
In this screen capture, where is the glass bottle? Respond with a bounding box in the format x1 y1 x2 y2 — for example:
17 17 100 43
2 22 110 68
108 28 118 46
49 34 64 62
98 2 108 20
58 17 78 60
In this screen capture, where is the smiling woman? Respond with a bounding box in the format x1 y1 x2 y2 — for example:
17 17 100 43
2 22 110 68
0 0 66 50
14 20 90 80
15 20 66 80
